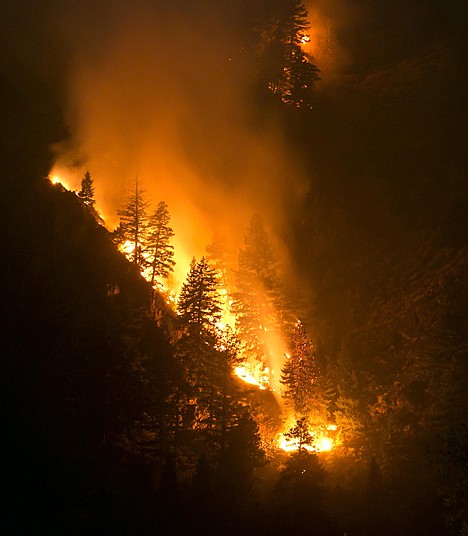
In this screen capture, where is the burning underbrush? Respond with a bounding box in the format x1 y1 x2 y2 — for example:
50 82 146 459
47 172 339 458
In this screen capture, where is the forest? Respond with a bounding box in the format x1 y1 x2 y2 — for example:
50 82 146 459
1 0 467 535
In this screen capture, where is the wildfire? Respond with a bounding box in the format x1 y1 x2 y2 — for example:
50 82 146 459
277 430 334 453
49 174 73 191
234 364 269 390
277 422 337 454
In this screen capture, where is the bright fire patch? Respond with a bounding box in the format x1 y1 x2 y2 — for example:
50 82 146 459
277 431 334 453
49 174 72 191
234 365 268 390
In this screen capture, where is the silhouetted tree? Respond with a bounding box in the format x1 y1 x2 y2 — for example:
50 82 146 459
329 345 367 461
177 257 242 452
214 413 264 529
147 201 175 288
178 257 221 338
254 0 320 107
115 176 150 269
284 417 316 451
78 170 95 206
272 448 326 534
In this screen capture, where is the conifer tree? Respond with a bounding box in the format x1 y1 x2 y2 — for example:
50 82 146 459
147 201 175 287
254 0 320 107
233 215 285 365
284 416 316 451
78 170 95 206
281 321 316 415
176 258 242 452
178 257 221 338
115 176 150 269
281 321 330 429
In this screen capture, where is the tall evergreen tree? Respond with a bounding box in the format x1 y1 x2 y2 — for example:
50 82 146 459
281 321 330 430
176 258 242 453
254 0 320 107
178 257 222 338
233 215 285 366
115 176 150 269
78 170 95 206
284 416 316 451
147 201 175 288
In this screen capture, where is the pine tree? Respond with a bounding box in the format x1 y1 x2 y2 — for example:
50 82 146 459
284 416 316 451
254 0 320 107
176 258 242 453
147 201 175 287
233 215 285 366
178 257 221 338
78 170 95 206
115 176 150 269
281 321 329 428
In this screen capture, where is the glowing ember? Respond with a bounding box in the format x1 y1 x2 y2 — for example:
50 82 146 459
300 35 311 45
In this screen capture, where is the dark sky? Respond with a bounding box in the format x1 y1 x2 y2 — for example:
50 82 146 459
2 0 466 70
341 0 467 69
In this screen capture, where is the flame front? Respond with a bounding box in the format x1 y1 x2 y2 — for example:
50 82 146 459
277 429 334 453
49 174 73 191
234 364 268 390
277 420 337 454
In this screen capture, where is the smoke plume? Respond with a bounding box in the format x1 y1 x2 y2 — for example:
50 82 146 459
50 0 310 284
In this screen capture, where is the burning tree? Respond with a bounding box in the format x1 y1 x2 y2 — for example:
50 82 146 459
233 214 285 367
78 170 95 206
281 321 330 429
114 176 150 269
147 200 175 287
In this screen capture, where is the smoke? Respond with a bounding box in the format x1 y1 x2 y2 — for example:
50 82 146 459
49 0 310 285
303 0 367 76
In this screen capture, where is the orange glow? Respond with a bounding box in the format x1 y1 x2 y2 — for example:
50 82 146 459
48 4 313 452
234 364 269 390
49 174 73 191
276 415 337 454
277 429 334 453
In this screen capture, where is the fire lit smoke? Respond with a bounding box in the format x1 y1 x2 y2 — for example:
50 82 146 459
49 1 309 288
303 0 362 76
48 2 343 453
